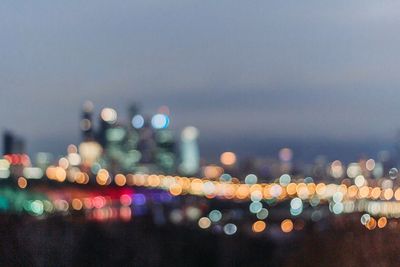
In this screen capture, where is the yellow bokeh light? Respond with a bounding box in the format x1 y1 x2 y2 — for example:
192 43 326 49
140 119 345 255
148 175 161 187
358 186 370 199
252 221 266 233
198 217 212 229
281 219 294 233
101 107 117 123
115 174 127 186
236 184 250 199
46 166 57 180
72 199 83 210
383 188 394 200
395 188 400 201
55 167 66 182
377 217 387 229
96 169 109 185
366 217 377 230
220 152 237 166
286 183 297 195
370 187 381 199
315 183 327 196
17 177 27 189
170 184 183 196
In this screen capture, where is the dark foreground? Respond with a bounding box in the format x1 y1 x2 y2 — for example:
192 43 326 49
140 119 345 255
0 214 399 267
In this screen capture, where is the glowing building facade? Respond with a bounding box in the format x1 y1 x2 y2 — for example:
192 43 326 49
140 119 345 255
78 102 178 175
179 126 200 176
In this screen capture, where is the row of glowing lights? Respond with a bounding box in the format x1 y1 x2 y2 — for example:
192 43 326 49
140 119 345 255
199 215 392 233
16 193 135 222
19 191 298 235
198 216 295 235
220 151 393 181
360 214 389 230
19 193 393 234
17 167 400 233
34 165 400 219
12 185 292 235
15 187 300 235
0 148 393 182
6 145 400 223
44 169 400 202
195 207 303 234
8 145 400 230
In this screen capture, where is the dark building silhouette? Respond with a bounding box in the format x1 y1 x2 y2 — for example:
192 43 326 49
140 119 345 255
3 131 25 155
80 101 95 141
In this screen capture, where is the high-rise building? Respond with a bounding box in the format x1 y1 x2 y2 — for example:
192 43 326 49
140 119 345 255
128 103 140 126
150 111 176 173
80 101 95 141
97 107 117 147
3 131 25 155
179 126 200 176
78 102 185 175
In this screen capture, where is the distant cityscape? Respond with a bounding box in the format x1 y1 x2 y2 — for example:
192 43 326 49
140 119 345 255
2 101 400 183
1 101 400 262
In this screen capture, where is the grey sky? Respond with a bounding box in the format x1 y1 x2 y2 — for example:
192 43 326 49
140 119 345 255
1 0 400 156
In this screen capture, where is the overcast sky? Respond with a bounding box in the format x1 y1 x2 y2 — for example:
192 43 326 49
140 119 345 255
1 1 400 156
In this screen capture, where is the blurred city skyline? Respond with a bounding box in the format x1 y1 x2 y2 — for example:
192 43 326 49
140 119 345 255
2 1 400 159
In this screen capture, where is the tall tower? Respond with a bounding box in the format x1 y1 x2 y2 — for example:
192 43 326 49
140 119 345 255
97 107 117 147
151 110 176 174
3 130 25 155
179 126 200 176
80 101 95 141
3 131 13 155
128 103 140 127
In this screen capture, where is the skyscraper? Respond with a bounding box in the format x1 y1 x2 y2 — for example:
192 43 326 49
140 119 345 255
80 101 95 141
3 131 25 155
179 126 200 176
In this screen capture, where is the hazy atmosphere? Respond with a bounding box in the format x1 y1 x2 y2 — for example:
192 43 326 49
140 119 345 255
2 0 400 158
3 2 400 267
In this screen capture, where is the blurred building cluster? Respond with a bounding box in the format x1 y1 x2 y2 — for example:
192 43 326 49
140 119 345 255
0 102 202 183
3 103 400 235
77 101 200 176
1 101 400 186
